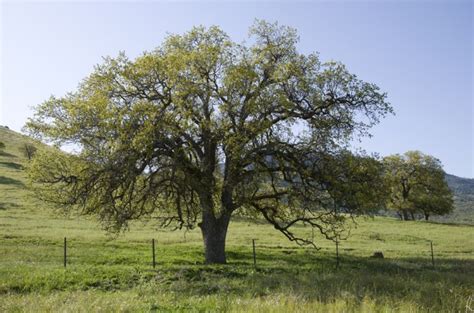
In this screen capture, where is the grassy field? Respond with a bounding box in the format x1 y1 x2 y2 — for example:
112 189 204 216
1 126 474 312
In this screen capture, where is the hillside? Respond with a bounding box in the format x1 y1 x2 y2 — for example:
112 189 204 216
0 126 43 211
1 126 473 224
438 174 474 224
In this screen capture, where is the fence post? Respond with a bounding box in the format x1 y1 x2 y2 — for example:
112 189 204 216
152 239 156 268
335 239 340 269
430 241 435 268
252 239 257 269
63 237 67 268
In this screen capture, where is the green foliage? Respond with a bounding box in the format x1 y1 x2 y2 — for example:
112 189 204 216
1 127 471 224
383 151 454 220
0 141 5 150
24 21 392 262
318 151 389 216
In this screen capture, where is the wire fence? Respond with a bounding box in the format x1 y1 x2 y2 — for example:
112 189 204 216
53 237 436 270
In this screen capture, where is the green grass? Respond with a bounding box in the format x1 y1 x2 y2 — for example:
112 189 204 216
1 126 474 312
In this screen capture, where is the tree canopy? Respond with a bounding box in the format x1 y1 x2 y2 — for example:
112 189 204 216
383 151 454 221
25 20 392 263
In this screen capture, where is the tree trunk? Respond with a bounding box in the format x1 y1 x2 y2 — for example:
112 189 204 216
402 210 409 221
425 213 430 221
200 215 231 264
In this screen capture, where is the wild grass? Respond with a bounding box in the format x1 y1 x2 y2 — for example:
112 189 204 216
1 127 473 312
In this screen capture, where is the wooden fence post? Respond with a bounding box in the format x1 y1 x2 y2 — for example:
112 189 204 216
430 241 435 268
63 237 67 268
152 239 156 268
252 239 257 269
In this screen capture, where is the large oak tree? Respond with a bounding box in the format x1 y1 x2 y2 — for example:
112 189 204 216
25 21 392 264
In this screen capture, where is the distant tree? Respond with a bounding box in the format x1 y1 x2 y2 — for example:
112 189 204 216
19 143 37 160
0 142 5 150
383 151 454 221
25 21 392 264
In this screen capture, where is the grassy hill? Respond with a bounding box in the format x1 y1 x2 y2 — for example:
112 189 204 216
0 126 44 212
1 126 473 312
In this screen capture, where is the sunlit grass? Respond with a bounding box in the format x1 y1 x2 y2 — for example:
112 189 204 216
1 126 473 312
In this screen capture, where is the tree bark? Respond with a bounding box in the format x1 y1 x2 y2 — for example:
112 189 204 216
424 213 429 221
197 144 234 264
402 210 409 221
197 188 232 264
200 214 231 264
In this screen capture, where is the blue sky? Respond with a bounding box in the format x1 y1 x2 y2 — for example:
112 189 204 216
1 1 472 177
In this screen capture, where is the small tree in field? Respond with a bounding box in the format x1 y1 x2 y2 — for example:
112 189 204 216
383 151 454 221
19 143 37 160
0 142 5 151
25 21 392 264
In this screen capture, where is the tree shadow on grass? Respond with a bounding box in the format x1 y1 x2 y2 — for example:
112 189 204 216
0 151 16 158
0 202 20 210
2 242 473 312
162 253 474 311
0 161 23 170
0 176 24 186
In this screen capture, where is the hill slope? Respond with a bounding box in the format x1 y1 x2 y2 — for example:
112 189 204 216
0 126 473 223
438 174 474 224
0 126 41 211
